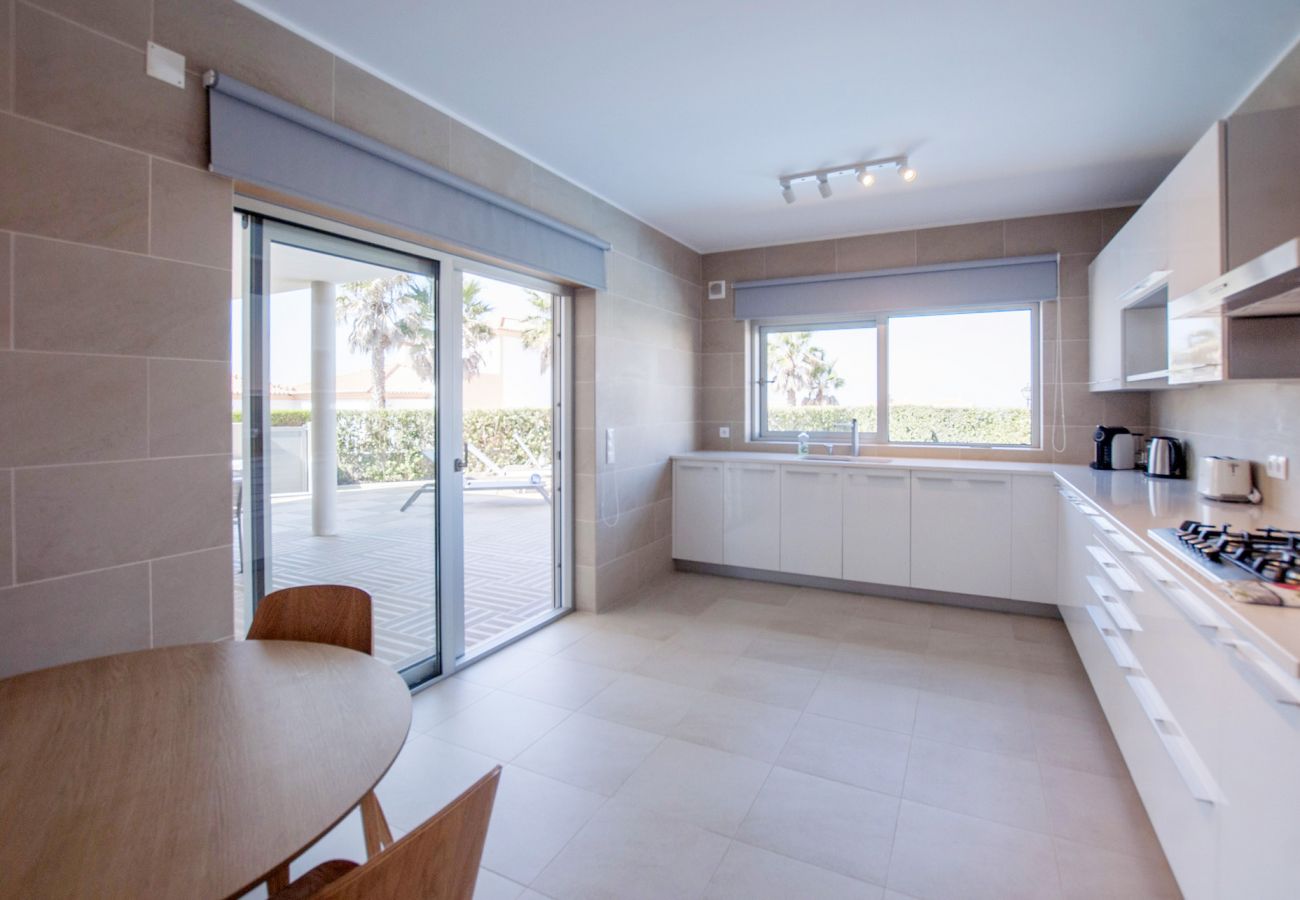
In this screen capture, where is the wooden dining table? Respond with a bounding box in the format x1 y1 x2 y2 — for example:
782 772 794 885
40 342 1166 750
0 640 412 899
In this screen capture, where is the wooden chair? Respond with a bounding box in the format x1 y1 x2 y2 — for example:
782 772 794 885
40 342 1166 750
269 766 502 900
246 585 385 892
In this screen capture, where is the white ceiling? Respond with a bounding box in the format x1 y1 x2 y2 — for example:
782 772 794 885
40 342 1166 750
243 1 1300 253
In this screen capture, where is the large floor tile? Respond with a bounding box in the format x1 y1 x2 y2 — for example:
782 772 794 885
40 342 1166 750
1040 763 1164 859
707 656 822 710
671 691 800 762
374 735 501 832
578 673 703 733
926 628 1023 669
499 656 620 710
433 691 569 760
902 738 1049 833
912 691 1036 758
558 628 663 670
705 840 884 900
886 800 1062 900
737 766 897 885
1053 837 1181 900
841 618 932 655
929 604 1017 638
513 613 597 655
1024 670 1106 723
615 738 770 835
829 644 930 689
1030 709 1127 778
806 674 919 734
456 644 551 688
410 677 494 733
777 713 911 795
743 633 837 672
923 657 1028 708
533 800 730 900
474 868 526 900
514 713 661 795
635 641 738 690
480 766 604 885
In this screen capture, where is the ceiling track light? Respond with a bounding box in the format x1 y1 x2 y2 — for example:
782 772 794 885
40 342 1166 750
778 154 916 203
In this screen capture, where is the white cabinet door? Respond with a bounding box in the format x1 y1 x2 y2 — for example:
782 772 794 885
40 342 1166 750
842 468 910 586
1089 242 1125 392
780 466 843 578
724 462 781 570
672 460 724 564
1164 122 1224 300
1056 488 1095 608
1010 475 1058 604
910 472 1011 598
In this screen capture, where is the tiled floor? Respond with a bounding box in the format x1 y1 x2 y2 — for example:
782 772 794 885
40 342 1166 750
268 572 1182 900
234 483 555 663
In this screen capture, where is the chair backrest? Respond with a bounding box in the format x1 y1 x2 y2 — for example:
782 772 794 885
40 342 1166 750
315 766 501 900
247 585 373 656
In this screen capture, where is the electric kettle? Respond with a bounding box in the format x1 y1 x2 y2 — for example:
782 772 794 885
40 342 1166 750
1145 436 1186 479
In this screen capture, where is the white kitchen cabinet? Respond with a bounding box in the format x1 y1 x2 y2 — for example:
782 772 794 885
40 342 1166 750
780 465 843 578
909 472 1011 598
842 468 911 587
1009 475 1057 604
723 462 780 570
671 460 724 564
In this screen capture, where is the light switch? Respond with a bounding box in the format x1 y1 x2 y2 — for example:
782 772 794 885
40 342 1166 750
719 426 730 438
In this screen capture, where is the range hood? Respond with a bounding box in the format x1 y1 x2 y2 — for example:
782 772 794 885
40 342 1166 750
1170 238 1300 320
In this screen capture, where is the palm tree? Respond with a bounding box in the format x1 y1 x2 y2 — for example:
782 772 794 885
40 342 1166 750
519 291 552 374
768 331 818 406
336 274 426 408
805 353 845 406
461 279 494 379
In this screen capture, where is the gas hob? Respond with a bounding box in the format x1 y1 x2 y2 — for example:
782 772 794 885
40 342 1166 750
1151 521 1300 607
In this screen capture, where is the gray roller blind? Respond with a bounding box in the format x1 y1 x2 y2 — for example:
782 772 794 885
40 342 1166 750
206 72 609 288
733 254 1058 319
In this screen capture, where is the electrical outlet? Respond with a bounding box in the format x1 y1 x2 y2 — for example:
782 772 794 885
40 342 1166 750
718 426 730 439
605 428 616 465
1266 455 1289 480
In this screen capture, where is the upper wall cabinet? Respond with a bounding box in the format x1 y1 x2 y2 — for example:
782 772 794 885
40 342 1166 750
1090 123 1224 392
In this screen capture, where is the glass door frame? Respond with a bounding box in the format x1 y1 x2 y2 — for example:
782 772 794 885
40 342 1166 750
236 199 574 686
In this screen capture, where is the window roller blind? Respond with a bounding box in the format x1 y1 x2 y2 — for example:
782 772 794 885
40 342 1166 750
206 72 610 289
732 255 1059 319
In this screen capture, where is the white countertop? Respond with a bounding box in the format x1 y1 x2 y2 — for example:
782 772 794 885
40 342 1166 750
672 451 1300 676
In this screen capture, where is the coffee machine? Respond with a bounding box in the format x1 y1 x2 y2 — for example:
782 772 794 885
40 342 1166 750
1092 426 1134 470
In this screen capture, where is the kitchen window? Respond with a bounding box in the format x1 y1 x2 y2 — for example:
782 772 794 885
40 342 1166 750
753 306 1038 447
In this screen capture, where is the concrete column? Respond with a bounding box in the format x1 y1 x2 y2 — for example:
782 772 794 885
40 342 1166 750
310 280 338 536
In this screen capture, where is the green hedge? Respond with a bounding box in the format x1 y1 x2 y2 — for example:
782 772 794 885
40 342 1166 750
768 404 1030 445
233 408 551 483
231 410 311 427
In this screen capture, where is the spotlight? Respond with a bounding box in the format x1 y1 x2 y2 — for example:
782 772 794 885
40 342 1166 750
898 164 918 183
856 168 876 188
781 181 796 204
817 175 832 199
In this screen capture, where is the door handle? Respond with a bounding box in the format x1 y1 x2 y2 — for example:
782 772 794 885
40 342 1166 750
454 458 467 473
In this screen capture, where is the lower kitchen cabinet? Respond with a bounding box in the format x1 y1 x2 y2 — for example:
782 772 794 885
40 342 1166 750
910 472 1011 598
671 460 724 564
779 465 843 578
842 468 910 586
723 462 780 569
1010 474 1058 603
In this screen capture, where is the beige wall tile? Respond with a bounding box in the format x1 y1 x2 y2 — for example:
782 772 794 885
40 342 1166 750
1004 211 1104 256
0 233 9 348
15 5 206 166
916 222 1005 264
765 240 835 279
151 547 233 645
13 237 229 359
1058 254 1092 299
835 230 917 272
0 351 147 466
149 359 230 457
0 0 11 110
0 563 151 677
150 160 233 268
333 60 452 171
14 455 229 581
153 0 334 118
447 119 532 204
1100 206 1138 244
25 0 150 47
0 470 10 587
0 113 149 251
703 248 765 283
531 163 597 234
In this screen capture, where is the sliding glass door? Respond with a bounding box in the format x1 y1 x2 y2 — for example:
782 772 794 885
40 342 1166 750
233 212 572 683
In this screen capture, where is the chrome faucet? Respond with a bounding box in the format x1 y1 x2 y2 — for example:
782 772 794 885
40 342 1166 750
833 418 860 456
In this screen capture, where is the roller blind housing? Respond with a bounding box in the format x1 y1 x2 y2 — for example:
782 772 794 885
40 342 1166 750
206 72 610 289
733 254 1059 319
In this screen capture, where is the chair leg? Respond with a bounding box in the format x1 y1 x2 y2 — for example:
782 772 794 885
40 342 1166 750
360 790 394 858
265 863 289 895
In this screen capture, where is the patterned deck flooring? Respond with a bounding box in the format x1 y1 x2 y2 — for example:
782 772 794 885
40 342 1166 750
234 482 555 669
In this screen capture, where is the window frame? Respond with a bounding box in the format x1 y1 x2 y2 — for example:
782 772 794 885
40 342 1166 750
750 303 1041 449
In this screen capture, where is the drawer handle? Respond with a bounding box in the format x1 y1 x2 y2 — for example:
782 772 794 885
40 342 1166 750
853 472 907 480
1125 675 1223 804
731 465 777 472
913 475 954 482
784 469 826 477
1095 522 1141 553
1086 545 1142 593
677 463 716 471
1085 576 1142 631
1218 637 1300 706
1086 605 1140 669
